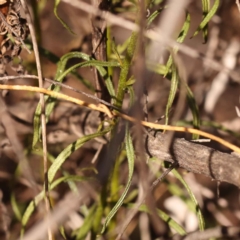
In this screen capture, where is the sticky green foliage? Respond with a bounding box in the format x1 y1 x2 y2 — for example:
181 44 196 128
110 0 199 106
101 125 135 233
192 0 219 43
147 7 165 27
172 169 205 231
115 37 131 57
32 52 117 148
147 62 167 75
165 64 179 126
115 31 138 108
112 41 124 66
54 0 75 35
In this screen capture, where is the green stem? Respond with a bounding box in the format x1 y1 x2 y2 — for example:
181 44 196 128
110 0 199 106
106 26 113 78
115 31 138 108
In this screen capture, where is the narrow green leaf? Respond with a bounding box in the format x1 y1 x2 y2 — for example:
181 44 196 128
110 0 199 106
48 128 111 183
59 226 67 240
101 125 135 233
147 8 164 27
147 62 167 75
115 31 138 108
192 0 219 43
51 175 93 189
21 192 44 232
57 60 120 87
172 169 205 231
54 0 75 35
165 64 179 126
74 205 97 240
11 193 22 221
32 52 116 148
165 12 190 75
186 85 200 139
128 204 186 235
21 161 99 234
157 208 186 235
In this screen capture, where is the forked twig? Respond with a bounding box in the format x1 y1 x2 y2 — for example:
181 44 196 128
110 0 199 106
0 74 120 110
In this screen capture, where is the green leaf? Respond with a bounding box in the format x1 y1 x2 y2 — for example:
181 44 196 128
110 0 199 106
48 127 111 183
147 62 167 75
101 125 135 233
115 31 138 108
51 175 93 189
172 169 205 231
59 226 67 240
147 7 165 27
74 205 97 240
165 64 179 126
157 208 186 235
134 204 186 235
165 12 191 75
21 191 44 234
32 52 117 148
22 129 110 235
192 0 219 43
54 0 75 35
186 85 200 139
126 77 136 86
57 60 120 85
11 193 22 221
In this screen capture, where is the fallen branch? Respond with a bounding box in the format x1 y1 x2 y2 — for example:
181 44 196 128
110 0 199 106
146 133 240 188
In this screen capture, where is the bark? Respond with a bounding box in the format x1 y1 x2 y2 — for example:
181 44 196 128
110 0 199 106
146 132 240 188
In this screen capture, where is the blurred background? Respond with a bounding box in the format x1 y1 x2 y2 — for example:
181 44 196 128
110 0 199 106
1 0 240 239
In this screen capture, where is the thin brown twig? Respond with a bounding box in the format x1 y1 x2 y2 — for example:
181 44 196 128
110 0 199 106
0 74 120 110
0 84 240 153
19 1 51 239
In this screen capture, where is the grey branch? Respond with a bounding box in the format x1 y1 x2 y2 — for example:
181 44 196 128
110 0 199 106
146 133 240 188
